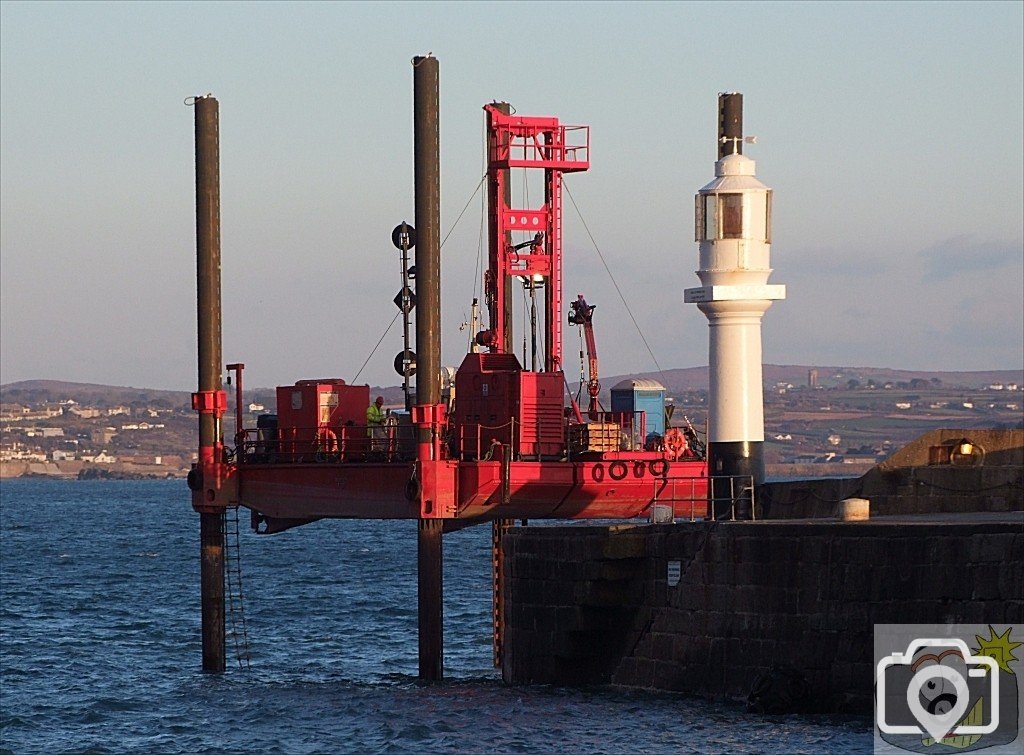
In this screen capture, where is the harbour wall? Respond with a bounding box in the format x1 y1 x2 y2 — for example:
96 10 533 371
501 519 1023 712
761 428 1023 519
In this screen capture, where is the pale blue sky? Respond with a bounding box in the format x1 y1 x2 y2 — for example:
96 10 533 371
2 1 1022 391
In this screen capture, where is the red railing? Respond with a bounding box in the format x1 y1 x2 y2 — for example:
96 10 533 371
234 422 417 464
497 124 590 170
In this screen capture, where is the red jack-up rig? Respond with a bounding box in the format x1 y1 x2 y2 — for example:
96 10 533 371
187 57 772 680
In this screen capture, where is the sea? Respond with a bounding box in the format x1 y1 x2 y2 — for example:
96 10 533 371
0 479 872 753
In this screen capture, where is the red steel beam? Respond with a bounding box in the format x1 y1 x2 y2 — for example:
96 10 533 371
232 458 707 523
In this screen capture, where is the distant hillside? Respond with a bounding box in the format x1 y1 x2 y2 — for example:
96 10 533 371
0 380 193 408
612 365 1024 394
4 366 1020 409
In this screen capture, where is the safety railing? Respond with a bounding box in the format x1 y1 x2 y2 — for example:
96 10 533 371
652 473 709 522
234 422 417 464
651 473 756 522
708 475 757 521
500 124 590 169
455 419 518 461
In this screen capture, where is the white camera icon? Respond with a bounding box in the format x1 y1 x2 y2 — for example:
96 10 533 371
876 637 1000 740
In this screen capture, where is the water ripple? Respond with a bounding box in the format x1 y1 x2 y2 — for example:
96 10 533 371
0 479 872 753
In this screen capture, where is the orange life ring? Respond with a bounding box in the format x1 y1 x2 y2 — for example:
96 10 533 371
663 428 688 461
315 428 339 460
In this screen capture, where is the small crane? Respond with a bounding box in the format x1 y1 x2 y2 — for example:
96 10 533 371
568 294 600 418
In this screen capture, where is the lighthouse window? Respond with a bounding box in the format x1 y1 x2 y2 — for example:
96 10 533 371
700 194 717 240
696 194 712 238
719 194 743 238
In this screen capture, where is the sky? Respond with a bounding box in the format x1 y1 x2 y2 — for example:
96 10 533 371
2 1 1022 392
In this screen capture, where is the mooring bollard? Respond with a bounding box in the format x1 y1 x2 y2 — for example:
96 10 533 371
837 497 870 521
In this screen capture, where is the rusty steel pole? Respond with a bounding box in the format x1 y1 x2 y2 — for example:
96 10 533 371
413 54 443 682
194 94 226 673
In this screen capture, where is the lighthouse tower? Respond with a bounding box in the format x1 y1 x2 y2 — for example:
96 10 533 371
684 93 785 519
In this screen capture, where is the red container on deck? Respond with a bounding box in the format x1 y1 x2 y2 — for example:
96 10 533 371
276 380 370 459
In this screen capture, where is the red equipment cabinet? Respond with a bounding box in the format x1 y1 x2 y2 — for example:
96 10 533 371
518 370 565 458
275 380 370 460
452 353 566 460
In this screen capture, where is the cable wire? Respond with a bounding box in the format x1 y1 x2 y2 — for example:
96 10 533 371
351 311 401 384
563 180 665 375
440 174 486 250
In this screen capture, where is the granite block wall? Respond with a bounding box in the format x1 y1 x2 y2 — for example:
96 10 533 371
502 521 1024 713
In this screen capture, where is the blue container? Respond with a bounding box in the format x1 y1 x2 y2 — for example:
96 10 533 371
610 379 666 443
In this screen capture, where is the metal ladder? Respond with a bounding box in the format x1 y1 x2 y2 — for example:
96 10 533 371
224 506 252 670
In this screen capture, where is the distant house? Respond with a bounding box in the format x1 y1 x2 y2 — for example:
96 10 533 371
67 406 102 419
784 452 842 463
0 404 29 420
26 427 64 438
121 454 164 466
5 406 62 422
82 451 116 464
107 406 131 417
91 428 117 444
787 453 819 464
4 450 47 462
843 453 879 464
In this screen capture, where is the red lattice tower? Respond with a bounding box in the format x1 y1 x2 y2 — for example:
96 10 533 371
483 105 589 371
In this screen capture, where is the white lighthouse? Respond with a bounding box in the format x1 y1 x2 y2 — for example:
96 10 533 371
684 93 785 519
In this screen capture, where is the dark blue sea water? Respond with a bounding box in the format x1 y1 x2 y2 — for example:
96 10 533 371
0 479 871 753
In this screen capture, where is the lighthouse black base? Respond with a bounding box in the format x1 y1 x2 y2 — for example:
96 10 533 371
708 441 764 520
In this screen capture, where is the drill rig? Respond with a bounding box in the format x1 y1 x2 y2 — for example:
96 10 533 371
196 102 709 530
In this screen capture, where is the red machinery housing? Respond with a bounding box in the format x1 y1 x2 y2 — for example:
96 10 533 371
451 353 565 460
275 380 369 461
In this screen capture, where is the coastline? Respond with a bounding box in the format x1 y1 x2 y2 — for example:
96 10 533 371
0 460 188 480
